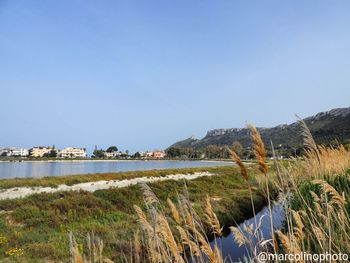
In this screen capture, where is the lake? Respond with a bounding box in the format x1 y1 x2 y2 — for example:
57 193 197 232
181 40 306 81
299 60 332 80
0 160 233 179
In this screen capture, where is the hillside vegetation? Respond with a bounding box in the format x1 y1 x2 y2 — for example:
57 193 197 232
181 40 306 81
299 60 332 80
170 107 350 156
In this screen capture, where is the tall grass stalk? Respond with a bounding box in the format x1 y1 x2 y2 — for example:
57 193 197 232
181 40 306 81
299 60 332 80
70 120 350 263
246 123 277 256
227 147 261 245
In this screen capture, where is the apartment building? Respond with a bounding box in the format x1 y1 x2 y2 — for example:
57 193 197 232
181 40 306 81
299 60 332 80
60 147 87 158
145 150 166 158
104 151 122 158
153 150 166 158
30 147 53 157
0 147 29 157
9 148 29 157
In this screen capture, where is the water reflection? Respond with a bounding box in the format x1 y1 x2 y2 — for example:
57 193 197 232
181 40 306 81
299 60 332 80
0 161 233 178
211 201 285 262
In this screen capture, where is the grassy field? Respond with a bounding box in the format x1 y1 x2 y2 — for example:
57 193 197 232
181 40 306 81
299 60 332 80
93 123 350 263
3 123 348 263
0 166 267 262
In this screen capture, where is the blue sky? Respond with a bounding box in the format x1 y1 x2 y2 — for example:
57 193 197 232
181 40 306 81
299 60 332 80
1 1 350 153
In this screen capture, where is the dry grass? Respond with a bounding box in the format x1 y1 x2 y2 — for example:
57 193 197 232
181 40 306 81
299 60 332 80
226 148 248 181
297 115 321 163
246 123 268 175
70 120 350 263
134 186 221 263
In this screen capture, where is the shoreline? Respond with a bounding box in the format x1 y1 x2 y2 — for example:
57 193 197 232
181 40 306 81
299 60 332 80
0 160 235 179
0 159 163 163
0 159 235 163
0 165 237 189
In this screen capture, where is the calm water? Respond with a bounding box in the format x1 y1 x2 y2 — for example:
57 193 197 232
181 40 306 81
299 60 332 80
0 160 233 179
210 200 286 262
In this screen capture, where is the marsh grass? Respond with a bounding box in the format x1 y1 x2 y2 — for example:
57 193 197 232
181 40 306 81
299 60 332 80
0 166 266 262
94 121 350 263
2 121 350 262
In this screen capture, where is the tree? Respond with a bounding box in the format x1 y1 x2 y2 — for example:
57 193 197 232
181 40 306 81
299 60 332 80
48 149 57 158
193 148 205 159
106 146 118 153
166 147 206 159
93 149 105 158
183 147 194 158
205 145 222 159
43 149 57 158
228 141 243 156
133 152 141 158
165 147 182 158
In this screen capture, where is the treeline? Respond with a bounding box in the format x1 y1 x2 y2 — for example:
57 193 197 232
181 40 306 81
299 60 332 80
166 141 309 159
166 141 247 159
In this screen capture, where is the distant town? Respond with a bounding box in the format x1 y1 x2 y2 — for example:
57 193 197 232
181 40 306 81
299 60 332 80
0 146 166 159
0 142 300 161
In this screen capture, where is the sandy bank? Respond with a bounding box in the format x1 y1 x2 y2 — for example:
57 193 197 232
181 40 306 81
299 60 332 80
0 171 215 200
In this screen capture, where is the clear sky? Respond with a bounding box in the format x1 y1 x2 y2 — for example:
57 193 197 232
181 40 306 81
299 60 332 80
1 1 350 153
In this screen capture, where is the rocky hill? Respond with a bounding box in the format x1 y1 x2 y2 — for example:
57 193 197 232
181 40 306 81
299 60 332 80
170 107 350 150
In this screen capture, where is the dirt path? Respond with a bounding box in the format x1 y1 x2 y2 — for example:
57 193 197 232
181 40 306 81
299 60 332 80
0 171 215 200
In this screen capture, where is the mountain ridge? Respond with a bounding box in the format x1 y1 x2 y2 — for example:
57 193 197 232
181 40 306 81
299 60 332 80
169 107 350 150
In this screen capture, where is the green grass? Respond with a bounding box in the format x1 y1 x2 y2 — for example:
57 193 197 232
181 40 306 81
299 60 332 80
0 166 266 262
291 168 350 211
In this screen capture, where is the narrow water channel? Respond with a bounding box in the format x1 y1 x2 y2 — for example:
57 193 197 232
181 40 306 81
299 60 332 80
210 200 286 262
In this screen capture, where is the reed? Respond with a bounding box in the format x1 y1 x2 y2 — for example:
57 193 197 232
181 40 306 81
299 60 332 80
227 147 261 246
70 120 350 263
204 195 223 237
246 123 277 255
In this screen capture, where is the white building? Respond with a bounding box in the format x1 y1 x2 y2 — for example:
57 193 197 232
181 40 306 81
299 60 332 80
0 148 9 156
138 152 147 158
145 151 154 158
60 147 87 158
9 148 29 157
104 151 122 158
0 147 29 157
